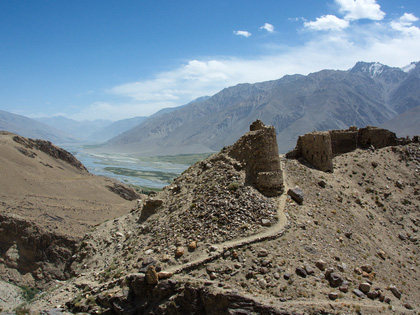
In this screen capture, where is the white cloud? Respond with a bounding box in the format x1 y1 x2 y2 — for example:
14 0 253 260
104 18 419 119
233 30 251 37
336 0 385 21
390 13 420 36
304 15 350 31
70 4 419 121
260 23 274 33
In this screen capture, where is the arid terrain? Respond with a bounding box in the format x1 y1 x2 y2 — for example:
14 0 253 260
0 131 139 312
1 125 419 314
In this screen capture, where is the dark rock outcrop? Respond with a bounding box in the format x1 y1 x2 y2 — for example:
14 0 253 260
91 273 292 315
0 214 78 287
13 135 87 172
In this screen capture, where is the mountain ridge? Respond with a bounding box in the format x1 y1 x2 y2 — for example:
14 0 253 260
103 61 420 155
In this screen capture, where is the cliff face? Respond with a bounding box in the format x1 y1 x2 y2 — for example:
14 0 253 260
0 214 78 286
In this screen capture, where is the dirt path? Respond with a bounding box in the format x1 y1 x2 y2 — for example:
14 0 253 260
0 280 25 312
167 159 290 274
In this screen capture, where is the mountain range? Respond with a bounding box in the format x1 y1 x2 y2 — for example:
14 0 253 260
103 61 420 155
1 61 419 153
0 110 76 143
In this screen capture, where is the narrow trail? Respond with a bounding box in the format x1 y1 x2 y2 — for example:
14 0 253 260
167 159 290 275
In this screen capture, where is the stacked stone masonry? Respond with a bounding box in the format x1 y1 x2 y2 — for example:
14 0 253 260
227 120 283 197
286 126 407 172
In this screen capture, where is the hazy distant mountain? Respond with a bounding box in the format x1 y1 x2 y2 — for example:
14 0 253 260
103 61 420 155
87 116 147 142
37 116 112 141
0 110 76 143
380 104 420 137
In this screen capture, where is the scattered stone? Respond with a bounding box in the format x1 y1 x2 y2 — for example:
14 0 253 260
257 248 269 257
209 272 217 280
339 286 348 293
352 289 366 298
378 291 385 302
261 219 271 227
318 180 327 188
337 263 347 272
388 285 402 299
377 250 386 260
395 180 404 189
223 250 231 258
232 250 239 260
209 245 218 252
283 272 292 280
328 292 339 300
273 272 280 280
295 267 307 278
327 272 344 288
367 291 379 299
403 303 413 310
188 241 197 251
361 265 373 273
359 282 371 293
304 264 315 275
175 247 185 258
344 232 353 239
258 278 267 289
158 271 173 280
354 267 362 275
371 161 378 168
287 187 304 204
145 266 159 285
206 265 215 273
384 297 391 304
315 260 327 271
324 267 334 278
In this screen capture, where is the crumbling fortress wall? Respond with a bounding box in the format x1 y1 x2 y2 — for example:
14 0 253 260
292 131 334 172
287 126 404 172
227 120 283 196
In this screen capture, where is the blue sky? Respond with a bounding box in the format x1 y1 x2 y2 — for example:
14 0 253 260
1 0 419 121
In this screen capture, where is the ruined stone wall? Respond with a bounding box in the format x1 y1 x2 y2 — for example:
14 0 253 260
286 126 402 172
299 132 334 172
228 120 283 196
357 126 399 149
329 127 358 156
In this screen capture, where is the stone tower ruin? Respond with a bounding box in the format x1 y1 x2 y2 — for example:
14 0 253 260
227 120 283 197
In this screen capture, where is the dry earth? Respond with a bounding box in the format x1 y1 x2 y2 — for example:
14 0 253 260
0 131 138 311
25 141 420 314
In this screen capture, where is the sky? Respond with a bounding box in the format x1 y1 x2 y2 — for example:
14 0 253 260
0 0 419 121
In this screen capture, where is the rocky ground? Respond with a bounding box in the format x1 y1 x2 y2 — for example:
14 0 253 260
21 141 420 314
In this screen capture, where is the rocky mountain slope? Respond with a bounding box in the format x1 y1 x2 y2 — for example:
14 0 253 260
0 132 139 312
36 116 112 142
0 110 76 144
103 61 420 155
380 104 420 137
86 116 147 142
23 123 419 315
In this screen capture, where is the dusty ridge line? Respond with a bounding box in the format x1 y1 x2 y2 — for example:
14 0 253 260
167 160 290 275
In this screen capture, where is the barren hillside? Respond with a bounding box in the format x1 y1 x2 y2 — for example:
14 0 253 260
0 131 139 311
25 124 419 315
